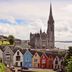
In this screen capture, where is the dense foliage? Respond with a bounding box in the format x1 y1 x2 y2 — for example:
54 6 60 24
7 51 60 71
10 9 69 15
63 46 72 72
66 57 72 72
8 35 15 45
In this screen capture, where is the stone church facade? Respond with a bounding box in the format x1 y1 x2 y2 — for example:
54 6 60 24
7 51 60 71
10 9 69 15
30 4 55 49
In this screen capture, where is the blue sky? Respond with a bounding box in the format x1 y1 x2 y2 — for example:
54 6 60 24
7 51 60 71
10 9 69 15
0 0 72 49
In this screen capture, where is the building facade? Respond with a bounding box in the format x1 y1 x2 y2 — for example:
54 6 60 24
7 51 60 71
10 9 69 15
3 46 14 67
30 4 54 49
22 49 33 68
53 56 60 70
32 52 40 68
47 54 54 69
0 46 64 69
13 49 23 67
40 53 48 68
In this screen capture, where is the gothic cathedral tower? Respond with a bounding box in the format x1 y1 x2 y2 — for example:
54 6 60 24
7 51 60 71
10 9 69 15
47 3 54 49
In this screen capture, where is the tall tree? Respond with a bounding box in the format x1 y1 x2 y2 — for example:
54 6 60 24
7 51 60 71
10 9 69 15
66 57 72 72
63 46 72 66
8 35 15 45
62 46 72 72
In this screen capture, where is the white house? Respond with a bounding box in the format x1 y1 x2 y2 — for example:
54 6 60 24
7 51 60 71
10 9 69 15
53 56 60 70
59 57 64 69
0 48 3 62
13 49 23 67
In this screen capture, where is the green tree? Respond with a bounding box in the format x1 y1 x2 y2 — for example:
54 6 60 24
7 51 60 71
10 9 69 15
66 57 72 72
63 46 72 72
68 46 72 56
8 35 15 45
63 46 72 66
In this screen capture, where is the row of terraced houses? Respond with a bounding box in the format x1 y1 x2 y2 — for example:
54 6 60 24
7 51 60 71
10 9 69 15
0 46 64 70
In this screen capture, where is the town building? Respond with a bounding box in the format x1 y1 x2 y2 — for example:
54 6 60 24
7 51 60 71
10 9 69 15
0 45 65 70
53 56 60 70
47 53 54 69
39 53 48 68
3 46 14 67
13 48 23 67
22 49 33 68
32 52 41 68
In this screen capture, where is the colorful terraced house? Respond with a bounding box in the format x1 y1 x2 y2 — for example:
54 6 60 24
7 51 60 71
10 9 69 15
22 49 33 68
39 52 48 69
13 48 23 67
32 51 42 68
0 46 64 70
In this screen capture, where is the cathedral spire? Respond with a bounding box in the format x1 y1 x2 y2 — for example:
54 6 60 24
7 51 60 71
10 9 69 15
47 3 55 49
48 3 54 23
40 29 42 34
47 3 54 34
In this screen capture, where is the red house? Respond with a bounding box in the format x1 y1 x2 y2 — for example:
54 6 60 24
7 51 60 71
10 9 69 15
39 53 48 69
47 54 54 69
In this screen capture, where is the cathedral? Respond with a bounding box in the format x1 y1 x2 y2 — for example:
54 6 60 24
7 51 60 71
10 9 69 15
30 4 55 49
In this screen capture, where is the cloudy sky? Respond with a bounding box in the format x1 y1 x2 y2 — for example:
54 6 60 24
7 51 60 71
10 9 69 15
0 0 72 49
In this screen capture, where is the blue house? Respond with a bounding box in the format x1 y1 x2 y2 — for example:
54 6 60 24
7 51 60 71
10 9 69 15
22 49 33 68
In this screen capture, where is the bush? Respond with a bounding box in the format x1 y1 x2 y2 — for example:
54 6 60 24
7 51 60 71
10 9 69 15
66 57 72 72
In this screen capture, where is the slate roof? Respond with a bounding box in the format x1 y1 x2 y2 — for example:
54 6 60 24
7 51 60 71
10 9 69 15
37 51 43 57
30 50 36 55
0 46 4 52
0 45 65 59
21 49 26 54
13 46 26 54
29 49 43 57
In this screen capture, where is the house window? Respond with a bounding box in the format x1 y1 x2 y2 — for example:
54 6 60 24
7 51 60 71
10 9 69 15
26 58 29 62
55 60 58 64
20 62 22 67
6 54 10 55
16 56 20 61
15 62 18 66
34 59 37 63
6 57 10 60
17 51 19 55
35 53 37 56
42 59 46 64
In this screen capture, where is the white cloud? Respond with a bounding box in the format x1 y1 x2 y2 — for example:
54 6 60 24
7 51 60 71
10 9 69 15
0 17 46 40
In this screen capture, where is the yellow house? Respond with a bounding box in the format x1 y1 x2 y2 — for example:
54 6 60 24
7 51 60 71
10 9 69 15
32 52 41 68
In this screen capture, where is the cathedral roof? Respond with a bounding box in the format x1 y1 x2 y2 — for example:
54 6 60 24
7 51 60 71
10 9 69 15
35 33 40 37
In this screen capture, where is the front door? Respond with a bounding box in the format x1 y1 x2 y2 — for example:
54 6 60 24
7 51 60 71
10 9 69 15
20 62 22 67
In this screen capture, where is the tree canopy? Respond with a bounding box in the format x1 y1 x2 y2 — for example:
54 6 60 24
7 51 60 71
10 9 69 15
8 35 15 45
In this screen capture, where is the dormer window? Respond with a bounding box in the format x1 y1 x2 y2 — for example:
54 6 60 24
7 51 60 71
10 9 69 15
35 53 37 56
55 60 58 64
34 59 37 63
17 51 19 55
